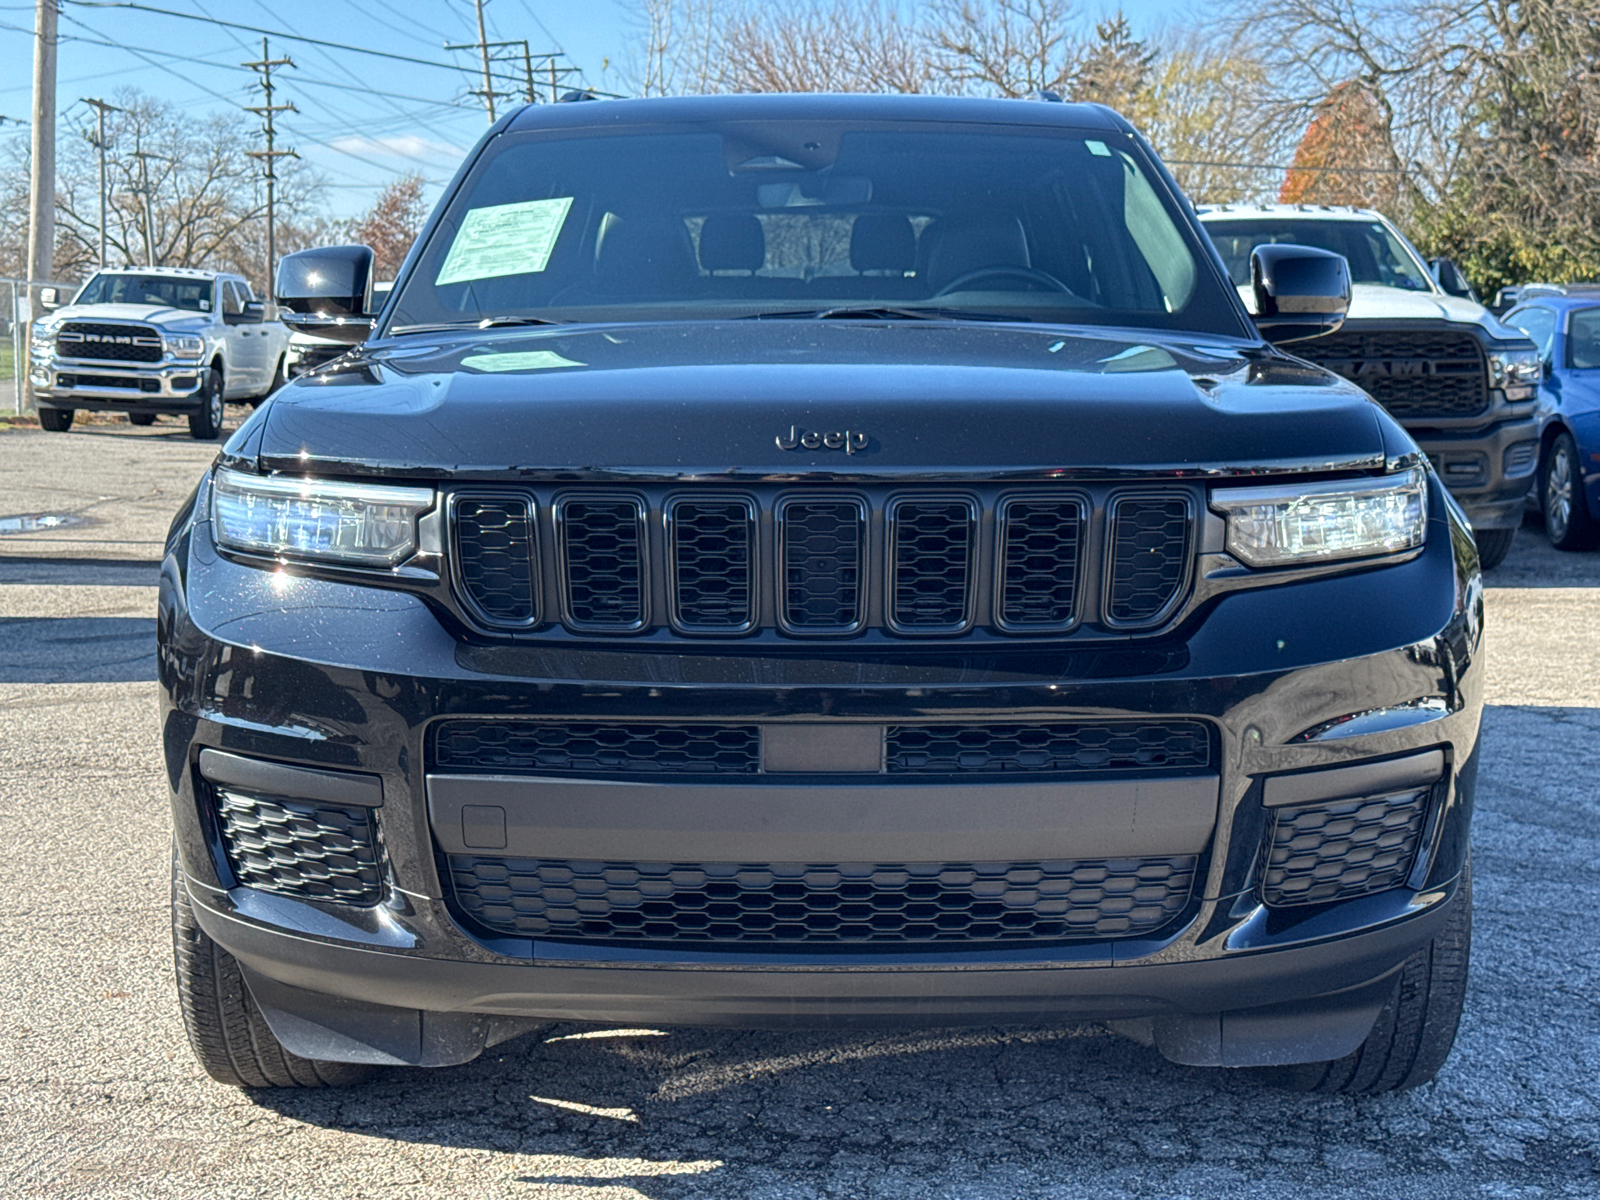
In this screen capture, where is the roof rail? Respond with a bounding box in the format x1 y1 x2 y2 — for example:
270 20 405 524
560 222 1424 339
558 90 598 103
1031 90 1063 102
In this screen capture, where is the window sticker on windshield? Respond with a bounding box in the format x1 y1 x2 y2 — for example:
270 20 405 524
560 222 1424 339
1086 140 1113 157
459 350 586 373
436 196 574 285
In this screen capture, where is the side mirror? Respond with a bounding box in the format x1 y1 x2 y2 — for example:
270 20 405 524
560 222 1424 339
226 299 266 326
1429 257 1478 302
276 244 377 345
38 286 61 311
1250 244 1351 344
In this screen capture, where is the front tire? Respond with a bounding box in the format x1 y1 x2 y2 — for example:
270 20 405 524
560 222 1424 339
1263 862 1471 1095
188 368 225 440
1474 527 1516 569
1542 431 1600 550
38 406 74 432
171 844 378 1089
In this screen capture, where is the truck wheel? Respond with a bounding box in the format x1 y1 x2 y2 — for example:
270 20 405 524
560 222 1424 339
1262 862 1471 1095
171 843 378 1089
38 406 74 432
1474 527 1516 569
129 413 156 426
188 369 225 440
1542 431 1600 550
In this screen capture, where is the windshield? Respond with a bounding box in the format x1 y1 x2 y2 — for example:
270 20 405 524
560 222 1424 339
74 273 214 311
1203 218 1434 293
386 121 1246 337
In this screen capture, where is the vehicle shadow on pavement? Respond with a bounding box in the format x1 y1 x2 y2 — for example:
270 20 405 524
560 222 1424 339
0 616 156 683
0 556 159 587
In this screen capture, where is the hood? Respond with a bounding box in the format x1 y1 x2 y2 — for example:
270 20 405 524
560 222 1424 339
1236 283 1528 340
248 321 1391 481
43 301 209 330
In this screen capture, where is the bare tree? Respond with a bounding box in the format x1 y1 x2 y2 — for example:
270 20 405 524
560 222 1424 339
723 1 937 94
631 0 730 96
349 174 428 279
1142 37 1282 204
927 0 1079 98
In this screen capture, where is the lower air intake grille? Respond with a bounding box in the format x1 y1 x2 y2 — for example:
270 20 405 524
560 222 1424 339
432 720 762 775
780 498 865 631
213 787 383 904
559 496 646 629
998 497 1083 630
1106 495 1193 625
448 854 1198 945
1261 788 1430 907
886 720 1211 774
453 495 537 625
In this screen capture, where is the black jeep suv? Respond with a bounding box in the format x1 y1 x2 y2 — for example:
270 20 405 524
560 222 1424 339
160 94 1481 1095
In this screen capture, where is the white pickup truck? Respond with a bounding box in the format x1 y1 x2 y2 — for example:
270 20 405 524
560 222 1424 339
28 266 293 439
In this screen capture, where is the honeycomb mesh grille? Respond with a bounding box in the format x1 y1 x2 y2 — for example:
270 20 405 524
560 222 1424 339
781 500 864 630
448 854 1198 945
56 321 163 363
998 497 1083 629
1294 329 1488 418
887 721 1212 774
670 499 754 630
560 497 645 627
213 787 383 904
889 498 974 630
1261 788 1430 907
453 496 537 624
1107 496 1192 625
432 720 762 776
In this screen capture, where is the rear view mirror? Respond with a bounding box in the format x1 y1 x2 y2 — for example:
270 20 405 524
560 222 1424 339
276 244 377 345
1250 244 1351 344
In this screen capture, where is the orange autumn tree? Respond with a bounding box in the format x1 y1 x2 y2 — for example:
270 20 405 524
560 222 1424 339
1280 81 1400 210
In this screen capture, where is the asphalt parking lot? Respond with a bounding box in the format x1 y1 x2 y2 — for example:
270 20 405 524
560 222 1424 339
2 417 1598 1200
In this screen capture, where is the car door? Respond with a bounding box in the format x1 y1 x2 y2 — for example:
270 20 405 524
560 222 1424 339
221 279 267 395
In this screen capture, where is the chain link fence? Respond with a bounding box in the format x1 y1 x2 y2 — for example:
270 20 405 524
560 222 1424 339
2 277 78 416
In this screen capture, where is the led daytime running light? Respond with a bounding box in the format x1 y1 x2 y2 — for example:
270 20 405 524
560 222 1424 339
1212 469 1427 568
211 468 434 566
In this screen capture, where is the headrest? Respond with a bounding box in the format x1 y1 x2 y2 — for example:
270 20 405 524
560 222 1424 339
850 215 916 274
698 213 765 273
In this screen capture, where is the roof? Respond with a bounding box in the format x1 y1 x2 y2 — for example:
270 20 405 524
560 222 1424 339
1197 204 1391 222
504 92 1132 135
1506 283 1600 309
98 265 228 279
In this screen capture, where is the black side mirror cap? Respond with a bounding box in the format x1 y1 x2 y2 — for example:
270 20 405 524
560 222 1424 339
1250 244 1351 344
1429 256 1478 302
276 244 377 344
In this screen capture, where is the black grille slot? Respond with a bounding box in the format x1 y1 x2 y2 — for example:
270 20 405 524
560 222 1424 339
1295 329 1488 418
213 787 383 905
780 498 865 632
887 721 1211 774
56 321 163 363
559 496 646 629
888 497 975 632
1106 495 1192 626
997 496 1083 630
448 854 1197 945
432 721 762 776
1261 788 1429 907
452 495 537 626
669 497 755 631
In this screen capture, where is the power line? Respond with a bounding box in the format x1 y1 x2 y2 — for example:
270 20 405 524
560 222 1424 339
243 36 296 301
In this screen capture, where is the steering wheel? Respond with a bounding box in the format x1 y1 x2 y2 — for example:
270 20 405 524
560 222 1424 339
933 266 1071 296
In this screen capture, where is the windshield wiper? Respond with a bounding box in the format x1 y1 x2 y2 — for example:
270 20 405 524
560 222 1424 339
748 306 1018 323
389 315 566 335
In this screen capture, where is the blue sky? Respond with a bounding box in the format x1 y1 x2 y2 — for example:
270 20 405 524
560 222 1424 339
0 0 1182 220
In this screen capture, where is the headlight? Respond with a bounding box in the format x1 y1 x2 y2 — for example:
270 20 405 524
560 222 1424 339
211 467 434 566
1210 469 1427 567
165 333 205 360
1488 347 1541 388
29 323 55 354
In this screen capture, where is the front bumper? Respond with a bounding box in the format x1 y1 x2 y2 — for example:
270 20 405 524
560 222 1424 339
1409 410 1540 529
160 483 1483 1067
32 358 205 412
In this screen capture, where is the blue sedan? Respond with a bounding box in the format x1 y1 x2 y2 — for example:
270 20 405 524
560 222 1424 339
1504 287 1600 549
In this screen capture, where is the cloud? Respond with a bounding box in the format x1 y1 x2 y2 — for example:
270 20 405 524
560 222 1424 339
329 134 465 161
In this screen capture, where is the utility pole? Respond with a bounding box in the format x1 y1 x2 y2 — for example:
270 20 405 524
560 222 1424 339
83 98 123 269
27 0 58 308
244 37 297 306
130 146 164 266
473 0 495 122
